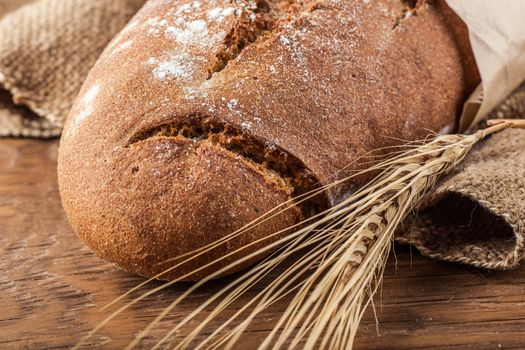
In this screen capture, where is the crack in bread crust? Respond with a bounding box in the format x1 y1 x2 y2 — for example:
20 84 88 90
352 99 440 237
127 118 328 214
208 0 317 78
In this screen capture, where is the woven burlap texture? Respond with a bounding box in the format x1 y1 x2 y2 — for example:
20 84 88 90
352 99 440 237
0 0 524 270
398 85 525 269
0 0 145 137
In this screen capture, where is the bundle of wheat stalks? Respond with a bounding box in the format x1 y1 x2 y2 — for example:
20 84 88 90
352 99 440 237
76 119 524 350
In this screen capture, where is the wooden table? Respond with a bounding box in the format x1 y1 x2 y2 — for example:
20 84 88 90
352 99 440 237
2 138 525 349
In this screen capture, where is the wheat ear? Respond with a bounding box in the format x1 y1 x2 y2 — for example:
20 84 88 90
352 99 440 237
79 120 520 350
168 121 515 350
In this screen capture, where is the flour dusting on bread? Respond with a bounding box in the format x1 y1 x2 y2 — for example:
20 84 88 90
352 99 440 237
67 83 99 136
207 7 236 21
142 1 240 83
148 53 206 81
165 19 226 49
59 0 478 280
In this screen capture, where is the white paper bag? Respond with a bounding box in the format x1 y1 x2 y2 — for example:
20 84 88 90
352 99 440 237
446 0 525 131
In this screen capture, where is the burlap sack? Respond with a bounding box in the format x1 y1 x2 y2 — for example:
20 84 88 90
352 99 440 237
0 0 145 137
398 85 525 269
0 0 523 270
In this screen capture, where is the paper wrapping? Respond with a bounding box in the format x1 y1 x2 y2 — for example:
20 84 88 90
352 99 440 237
446 0 525 131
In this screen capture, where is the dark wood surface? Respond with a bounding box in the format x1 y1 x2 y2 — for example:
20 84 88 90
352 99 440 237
1 138 525 350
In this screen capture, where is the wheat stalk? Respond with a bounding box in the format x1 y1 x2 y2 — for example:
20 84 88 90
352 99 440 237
75 120 522 350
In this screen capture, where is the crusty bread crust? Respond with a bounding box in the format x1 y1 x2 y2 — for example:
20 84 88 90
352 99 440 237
58 0 478 280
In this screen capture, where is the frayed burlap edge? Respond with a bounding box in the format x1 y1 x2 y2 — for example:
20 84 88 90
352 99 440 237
0 0 145 138
398 188 524 270
0 71 63 138
397 83 525 270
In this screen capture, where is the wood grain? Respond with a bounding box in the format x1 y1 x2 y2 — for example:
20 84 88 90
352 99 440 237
1 138 525 349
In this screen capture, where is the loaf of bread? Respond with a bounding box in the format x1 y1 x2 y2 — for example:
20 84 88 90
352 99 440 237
58 0 479 280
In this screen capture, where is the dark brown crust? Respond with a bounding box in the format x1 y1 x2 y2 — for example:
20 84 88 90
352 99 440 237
128 117 327 206
58 0 479 280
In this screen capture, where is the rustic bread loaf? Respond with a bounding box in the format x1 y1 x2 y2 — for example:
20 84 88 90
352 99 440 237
58 0 479 280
